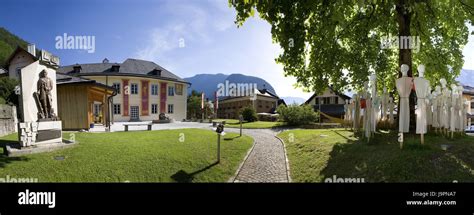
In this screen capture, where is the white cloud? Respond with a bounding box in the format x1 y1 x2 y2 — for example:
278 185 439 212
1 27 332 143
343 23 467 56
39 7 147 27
135 0 313 100
135 28 176 61
135 0 233 61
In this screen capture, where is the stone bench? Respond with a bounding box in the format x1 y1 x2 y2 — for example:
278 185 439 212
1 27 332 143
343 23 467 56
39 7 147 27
123 123 152 131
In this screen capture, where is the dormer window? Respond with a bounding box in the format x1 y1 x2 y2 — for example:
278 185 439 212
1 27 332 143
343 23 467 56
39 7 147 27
150 68 161 76
73 64 82 73
111 64 120 72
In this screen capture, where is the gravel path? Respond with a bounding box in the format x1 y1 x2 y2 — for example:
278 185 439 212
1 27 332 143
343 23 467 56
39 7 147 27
227 128 289 183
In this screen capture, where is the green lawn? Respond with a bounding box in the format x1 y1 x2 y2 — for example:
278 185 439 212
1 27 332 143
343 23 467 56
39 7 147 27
213 119 284 129
278 129 474 182
0 129 253 182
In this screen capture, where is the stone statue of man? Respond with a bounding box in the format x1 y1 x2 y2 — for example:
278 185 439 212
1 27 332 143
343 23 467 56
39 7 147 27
37 70 53 119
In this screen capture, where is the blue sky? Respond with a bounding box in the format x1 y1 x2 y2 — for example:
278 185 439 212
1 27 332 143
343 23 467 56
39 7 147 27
1 0 473 100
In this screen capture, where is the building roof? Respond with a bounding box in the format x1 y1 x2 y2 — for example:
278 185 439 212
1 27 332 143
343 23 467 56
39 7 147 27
57 73 95 84
257 88 279 98
4 46 38 68
463 85 474 96
58 58 189 84
56 73 116 93
219 88 280 102
304 86 351 105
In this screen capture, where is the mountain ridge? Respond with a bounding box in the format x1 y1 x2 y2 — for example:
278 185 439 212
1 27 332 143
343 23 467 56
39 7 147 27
184 73 278 99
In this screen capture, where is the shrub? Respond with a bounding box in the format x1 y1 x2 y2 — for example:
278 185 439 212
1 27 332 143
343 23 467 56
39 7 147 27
240 106 258 122
0 77 19 106
276 104 317 125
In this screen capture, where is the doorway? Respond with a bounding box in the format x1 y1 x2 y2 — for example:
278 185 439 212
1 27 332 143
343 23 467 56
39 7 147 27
130 106 139 121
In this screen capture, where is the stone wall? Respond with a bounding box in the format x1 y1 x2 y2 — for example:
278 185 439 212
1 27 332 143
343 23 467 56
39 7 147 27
0 105 17 137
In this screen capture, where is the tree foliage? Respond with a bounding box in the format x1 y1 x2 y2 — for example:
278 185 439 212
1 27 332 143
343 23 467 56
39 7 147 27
187 90 213 119
230 0 474 94
0 77 19 106
240 106 258 122
0 27 29 68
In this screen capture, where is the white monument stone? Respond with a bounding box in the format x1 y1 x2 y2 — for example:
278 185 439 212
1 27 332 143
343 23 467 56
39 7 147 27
18 61 62 147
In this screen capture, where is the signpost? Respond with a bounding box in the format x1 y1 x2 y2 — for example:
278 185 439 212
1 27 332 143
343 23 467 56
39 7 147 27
319 98 323 126
215 123 225 163
239 114 243 136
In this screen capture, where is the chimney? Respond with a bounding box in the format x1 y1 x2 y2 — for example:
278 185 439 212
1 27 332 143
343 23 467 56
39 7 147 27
27 44 36 57
73 64 82 73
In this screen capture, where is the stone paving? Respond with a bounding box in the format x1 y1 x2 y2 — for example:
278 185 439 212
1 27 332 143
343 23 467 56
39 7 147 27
227 128 289 183
89 121 213 132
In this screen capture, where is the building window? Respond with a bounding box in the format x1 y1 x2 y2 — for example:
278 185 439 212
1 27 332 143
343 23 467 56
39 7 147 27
167 104 174 114
151 84 159 95
131 83 138 94
113 83 121 94
113 104 121 115
175 84 183 95
323 97 330 104
151 104 158 114
335 97 339 104
16 67 22 77
315 98 319 105
168 86 175 96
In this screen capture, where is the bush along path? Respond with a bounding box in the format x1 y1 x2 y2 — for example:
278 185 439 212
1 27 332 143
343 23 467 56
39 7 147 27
228 128 289 182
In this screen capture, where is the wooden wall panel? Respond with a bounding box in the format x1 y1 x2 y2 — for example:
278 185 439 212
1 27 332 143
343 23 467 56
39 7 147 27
57 85 89 130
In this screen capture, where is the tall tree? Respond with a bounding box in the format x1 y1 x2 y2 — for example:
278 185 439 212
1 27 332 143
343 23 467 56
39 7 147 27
187 90 213 119
230 0 474 129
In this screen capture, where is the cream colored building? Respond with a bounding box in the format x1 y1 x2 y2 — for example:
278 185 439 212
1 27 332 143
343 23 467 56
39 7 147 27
58 58 189 122
463 85 474 126
217 89 281 119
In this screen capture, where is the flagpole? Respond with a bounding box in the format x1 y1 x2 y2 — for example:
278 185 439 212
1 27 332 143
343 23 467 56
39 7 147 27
214 91 218 119
201 92 204 122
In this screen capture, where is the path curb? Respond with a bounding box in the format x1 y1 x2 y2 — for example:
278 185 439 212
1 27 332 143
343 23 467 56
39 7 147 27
228 138 257 183
275 134 292 182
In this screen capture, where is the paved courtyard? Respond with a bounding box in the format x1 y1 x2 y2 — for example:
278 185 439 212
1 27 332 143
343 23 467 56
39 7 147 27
89 121 213 132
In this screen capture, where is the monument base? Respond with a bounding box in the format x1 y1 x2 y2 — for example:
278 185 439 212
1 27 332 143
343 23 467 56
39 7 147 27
18 121 63 147
4 139 76 157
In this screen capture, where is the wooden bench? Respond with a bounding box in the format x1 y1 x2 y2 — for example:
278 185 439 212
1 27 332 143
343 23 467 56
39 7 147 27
123 123 152 131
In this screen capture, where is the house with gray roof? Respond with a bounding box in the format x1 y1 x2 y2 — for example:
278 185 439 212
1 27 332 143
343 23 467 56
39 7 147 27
58 58 189 122
3 46 117 130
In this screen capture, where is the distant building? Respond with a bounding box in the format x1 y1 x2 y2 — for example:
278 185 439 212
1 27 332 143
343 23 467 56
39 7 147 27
58 58 189 122
304 87 351 121
0 68 7 77
463 85 474 126
217 88 282 119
